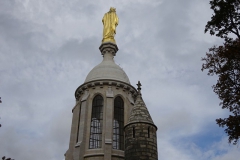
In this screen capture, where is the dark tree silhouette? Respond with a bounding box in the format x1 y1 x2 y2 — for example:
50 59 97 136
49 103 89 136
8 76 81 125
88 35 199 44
205 0 240 41
2 156 14 160
202 0 240 144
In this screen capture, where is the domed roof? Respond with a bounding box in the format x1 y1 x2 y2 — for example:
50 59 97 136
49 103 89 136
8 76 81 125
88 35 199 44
84 53 130 84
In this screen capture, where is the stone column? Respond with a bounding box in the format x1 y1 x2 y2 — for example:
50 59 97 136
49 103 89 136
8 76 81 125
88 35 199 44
104 86 114 160
73 90 89 160
99 42 118 160
65 101 81 160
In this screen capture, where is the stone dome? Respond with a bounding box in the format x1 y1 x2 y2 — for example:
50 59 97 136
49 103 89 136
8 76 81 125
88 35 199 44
84 43 130 84
84 59 130 84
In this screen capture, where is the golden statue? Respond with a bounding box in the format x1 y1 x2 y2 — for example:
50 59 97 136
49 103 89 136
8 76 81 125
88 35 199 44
102 7 119 44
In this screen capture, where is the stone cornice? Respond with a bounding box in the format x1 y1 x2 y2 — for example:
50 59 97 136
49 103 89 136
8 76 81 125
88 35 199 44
124 121 158 130
75 79 138 101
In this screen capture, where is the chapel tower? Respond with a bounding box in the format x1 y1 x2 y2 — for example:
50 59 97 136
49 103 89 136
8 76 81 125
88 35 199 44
64 7 158 160
124 82 158 160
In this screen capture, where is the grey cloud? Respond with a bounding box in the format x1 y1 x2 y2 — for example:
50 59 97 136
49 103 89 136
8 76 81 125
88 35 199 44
0 0 237 160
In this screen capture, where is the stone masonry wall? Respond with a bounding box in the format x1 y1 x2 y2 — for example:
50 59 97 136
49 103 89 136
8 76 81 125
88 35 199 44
84 156 104 160
111 156 124 160
125 123 157 160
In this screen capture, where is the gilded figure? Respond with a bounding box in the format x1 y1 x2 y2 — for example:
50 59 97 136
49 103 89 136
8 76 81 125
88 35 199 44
102 7 119 44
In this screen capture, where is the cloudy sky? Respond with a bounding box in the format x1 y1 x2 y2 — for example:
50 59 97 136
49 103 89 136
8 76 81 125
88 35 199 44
0 0 239 160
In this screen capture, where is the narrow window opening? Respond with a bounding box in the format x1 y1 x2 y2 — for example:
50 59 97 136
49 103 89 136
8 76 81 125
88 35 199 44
133 127 135 138
148 126 150 138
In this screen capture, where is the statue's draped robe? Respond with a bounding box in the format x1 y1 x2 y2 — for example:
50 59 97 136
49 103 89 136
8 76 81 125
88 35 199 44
102 11 118 43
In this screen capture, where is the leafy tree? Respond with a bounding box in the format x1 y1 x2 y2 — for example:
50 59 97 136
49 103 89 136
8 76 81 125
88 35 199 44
202 0 240 144
202 39 240 144
205 0 240 40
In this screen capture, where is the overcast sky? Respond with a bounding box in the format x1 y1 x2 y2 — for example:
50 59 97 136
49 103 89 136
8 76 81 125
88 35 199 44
0 0 239 160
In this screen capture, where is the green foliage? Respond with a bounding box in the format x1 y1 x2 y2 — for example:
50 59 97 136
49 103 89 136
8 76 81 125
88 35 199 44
202 39 240 144
203 0 240 144
205 0 240 40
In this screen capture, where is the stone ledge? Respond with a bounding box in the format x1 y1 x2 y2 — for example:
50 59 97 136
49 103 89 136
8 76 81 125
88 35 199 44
105 138 112 144
124 121 158 130
75 141 81 148
75 79 138 101
83 153 104 158
112 153 124 158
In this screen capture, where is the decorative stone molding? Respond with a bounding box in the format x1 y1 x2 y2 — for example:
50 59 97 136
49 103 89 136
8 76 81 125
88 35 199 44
83 85 88 90
116 83 120 89
84 153 104 158
127 93 134 105
106 86 114 98
123 85 127 92
75 141 81 148
99 42 118 56
81 90 89 102
75 79 138 101
100 81 103 88
105 138 112 144
91 82 95 89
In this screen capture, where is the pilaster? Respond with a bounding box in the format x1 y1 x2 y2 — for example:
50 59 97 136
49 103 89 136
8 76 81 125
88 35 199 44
104 86 114 160
73 90 89 160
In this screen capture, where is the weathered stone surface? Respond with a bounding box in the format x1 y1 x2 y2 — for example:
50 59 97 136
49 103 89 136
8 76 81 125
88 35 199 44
124 94 158 160
65 42 138 160
66 40 158 160
126 94 156 126
85 43 130 84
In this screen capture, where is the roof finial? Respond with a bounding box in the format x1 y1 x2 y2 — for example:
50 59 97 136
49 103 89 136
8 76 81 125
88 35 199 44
136 81 142 94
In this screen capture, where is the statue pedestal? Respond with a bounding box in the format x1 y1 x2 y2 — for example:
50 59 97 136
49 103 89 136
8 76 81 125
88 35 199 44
99 42 118 56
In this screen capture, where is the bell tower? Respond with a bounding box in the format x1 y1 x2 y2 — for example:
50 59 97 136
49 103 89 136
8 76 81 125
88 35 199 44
65 42 138 160
64 7 158 160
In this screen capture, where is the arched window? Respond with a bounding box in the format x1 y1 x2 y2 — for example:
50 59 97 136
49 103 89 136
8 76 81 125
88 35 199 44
89 95 103 149
113 96 124 150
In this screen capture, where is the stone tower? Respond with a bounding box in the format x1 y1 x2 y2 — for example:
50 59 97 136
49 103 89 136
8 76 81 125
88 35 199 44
64 40 158 160
65 42 138 160
124 82 158 160
64 7 158 159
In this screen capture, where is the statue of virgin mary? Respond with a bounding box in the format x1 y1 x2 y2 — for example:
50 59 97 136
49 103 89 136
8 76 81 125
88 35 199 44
102 7 119 44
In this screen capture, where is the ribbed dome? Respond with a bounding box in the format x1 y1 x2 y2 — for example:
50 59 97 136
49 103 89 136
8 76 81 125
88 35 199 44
84 52 130 84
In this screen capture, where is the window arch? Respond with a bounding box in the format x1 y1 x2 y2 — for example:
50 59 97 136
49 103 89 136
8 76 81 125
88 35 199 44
89 95 103 149
113 96 124 150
